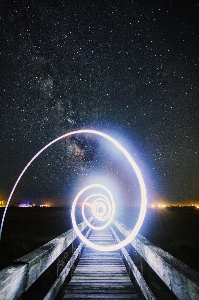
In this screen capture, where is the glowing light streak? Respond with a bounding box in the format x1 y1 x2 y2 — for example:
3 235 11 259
0 129 147 251
80 188 115 231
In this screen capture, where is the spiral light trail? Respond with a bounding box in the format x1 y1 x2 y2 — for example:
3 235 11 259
0 129 147 250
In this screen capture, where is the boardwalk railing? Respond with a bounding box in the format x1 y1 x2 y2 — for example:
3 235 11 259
0 219 199 300
112 220 199 300
0 219 92 300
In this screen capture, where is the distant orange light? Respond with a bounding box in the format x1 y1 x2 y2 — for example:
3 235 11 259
0 201 6 208
151 203 167 209
40 204 50 207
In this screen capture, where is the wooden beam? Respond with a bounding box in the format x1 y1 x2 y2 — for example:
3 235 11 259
0 264 27 300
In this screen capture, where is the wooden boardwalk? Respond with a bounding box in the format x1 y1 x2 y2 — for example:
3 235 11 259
63 227 139 299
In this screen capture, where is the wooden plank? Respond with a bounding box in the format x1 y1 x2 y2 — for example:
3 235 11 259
0 264 27 300
63 227 140 299
113 220 199 300
63 294 138 299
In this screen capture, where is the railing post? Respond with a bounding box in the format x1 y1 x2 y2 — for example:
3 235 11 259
140 256 150 287
71 242 74 279
56 257 59 278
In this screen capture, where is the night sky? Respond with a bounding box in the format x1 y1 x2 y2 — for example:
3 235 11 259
1 0 199 207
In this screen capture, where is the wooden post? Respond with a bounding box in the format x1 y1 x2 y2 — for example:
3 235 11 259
141 256 150 287
70 242 74 279
56 257 59 278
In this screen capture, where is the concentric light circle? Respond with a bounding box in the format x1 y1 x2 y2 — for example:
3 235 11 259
92 199 109 220
82 193 112 229
73 185 115 232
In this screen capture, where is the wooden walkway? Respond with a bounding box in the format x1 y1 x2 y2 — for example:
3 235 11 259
63 227 139 299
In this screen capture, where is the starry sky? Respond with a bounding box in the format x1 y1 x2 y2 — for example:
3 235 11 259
1 0 199 206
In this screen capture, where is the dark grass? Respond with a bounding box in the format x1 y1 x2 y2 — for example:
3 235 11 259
117 206 199 272
1 206 199 272
0 207 74 270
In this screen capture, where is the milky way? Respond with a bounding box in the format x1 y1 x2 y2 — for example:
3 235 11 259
1 1 199 205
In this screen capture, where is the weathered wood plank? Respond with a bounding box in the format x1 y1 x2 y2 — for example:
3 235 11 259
0 219 91 300
63 294 139 299
63 227 140 299
113 220 199 300
0 264 27 300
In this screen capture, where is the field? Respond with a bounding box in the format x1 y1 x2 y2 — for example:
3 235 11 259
0 206 199 271
117 206 199 273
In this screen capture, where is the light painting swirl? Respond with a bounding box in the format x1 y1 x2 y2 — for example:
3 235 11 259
73 185 115 232
0 129 147 251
